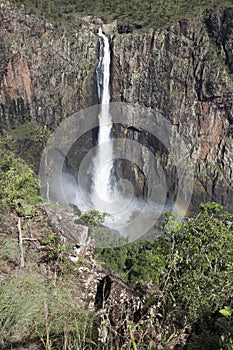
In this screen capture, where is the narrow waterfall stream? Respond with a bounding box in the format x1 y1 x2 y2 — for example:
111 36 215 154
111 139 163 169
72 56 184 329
91 28 116 211
88 29 156 238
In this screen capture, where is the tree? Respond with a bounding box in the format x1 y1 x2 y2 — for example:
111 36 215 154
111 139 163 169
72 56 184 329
95 203 233 348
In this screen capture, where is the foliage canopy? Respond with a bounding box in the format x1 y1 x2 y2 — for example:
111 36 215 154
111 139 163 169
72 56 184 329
95 202 233 349
14 0 233 28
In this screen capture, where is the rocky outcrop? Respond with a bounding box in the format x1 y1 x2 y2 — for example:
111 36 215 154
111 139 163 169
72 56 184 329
42 203 93 258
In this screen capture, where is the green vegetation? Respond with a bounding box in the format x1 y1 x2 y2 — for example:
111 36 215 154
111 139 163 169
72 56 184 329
9 121 50 147
0 237 20 264
217 306 233 349
14 0 233 28
0 200 232 348
0 271 91 349
0 219 95 349
95 202 233 349
80 209 128 247
41 233 70 261
0 121 51 215
0 136 41 216
80 209 110 227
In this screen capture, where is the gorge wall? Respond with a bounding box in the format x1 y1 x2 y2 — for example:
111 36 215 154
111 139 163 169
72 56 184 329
110 11 233 210
0 1 98 129
0 0 232 211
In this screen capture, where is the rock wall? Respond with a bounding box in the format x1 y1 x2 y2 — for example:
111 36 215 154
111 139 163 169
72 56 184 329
109 11 233 210
0 0 98 129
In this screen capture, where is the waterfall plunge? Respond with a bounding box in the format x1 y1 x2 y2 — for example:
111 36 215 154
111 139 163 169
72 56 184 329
61 28 169 241
91 28 116 211
89 28 159 236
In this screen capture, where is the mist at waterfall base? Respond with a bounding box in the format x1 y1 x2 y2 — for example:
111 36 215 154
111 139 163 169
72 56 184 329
61 169 173 241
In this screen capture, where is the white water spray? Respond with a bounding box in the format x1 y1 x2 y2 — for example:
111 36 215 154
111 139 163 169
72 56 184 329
89 28 163 236
91 28 116 211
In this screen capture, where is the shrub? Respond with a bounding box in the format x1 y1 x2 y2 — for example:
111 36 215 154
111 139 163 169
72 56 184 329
0 141 41 216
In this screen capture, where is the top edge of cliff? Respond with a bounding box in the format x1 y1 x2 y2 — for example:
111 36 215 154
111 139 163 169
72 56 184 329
1 0 233 34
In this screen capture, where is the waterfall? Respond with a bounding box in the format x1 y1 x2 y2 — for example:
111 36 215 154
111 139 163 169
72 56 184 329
64 27 166 241
91 28 115 211
50 27 183 245
55 28 173 243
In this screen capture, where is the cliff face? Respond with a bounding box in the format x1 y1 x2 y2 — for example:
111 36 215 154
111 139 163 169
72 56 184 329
110 12 233 210
0 1 98 129
0 0 232 210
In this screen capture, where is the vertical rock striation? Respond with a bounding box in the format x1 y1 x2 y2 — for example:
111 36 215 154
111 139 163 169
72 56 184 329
110 11 233 210
0 0 98 129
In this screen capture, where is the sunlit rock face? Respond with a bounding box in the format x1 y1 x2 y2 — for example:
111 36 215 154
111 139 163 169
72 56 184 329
110 11 233 211
0 0 232 211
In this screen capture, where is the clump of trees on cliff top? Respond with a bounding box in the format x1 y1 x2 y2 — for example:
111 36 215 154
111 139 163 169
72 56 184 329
14 0 233 28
